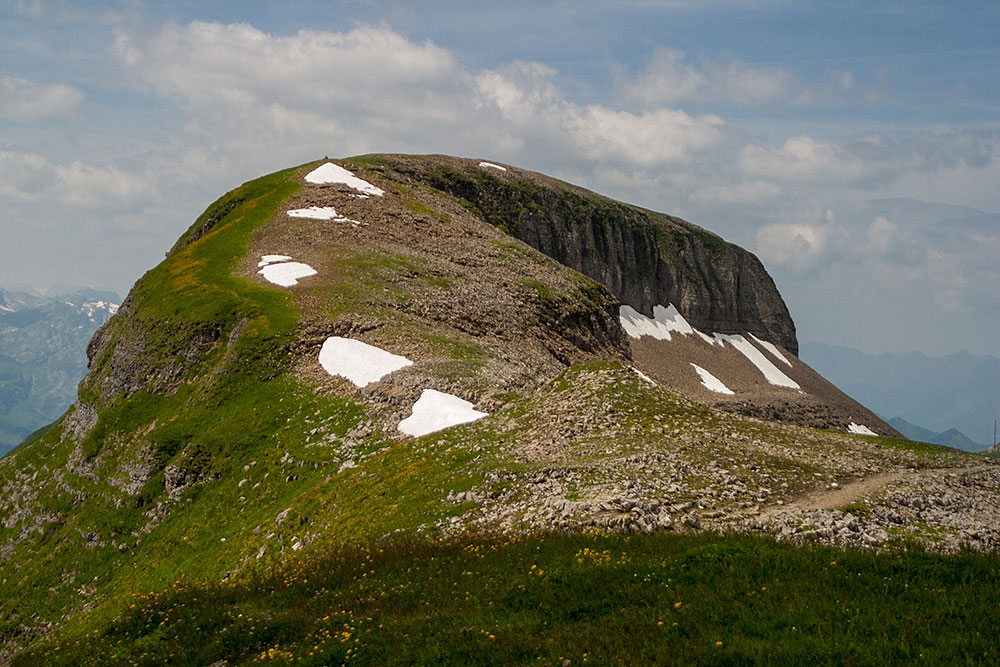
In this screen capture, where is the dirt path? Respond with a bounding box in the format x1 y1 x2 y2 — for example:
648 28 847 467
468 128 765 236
790 470 910 511
758 464 992 521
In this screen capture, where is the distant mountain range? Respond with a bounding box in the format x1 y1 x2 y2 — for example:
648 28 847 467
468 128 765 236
0 286 119 456
886 417 986 452
800 341 999 451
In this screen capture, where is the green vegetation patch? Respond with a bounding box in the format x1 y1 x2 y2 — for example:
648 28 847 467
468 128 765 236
403 199 450 222
17 532 1000 665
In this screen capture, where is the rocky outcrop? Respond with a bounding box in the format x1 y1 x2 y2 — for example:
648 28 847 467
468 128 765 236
513 205 797 355
83 314 222 403
382 156 797 354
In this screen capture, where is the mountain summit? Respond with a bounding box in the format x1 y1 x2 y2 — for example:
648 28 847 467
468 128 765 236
1 156 995 659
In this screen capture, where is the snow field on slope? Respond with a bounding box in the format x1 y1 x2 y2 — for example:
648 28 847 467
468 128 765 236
713 334 801 390
304 163 385 197
258 260 318 287
258 255 292 267
318 336 413 388
287 206 363 225
478 161 507 172
630 366 656 385
619 304 714 344
398 388 489 437
691 364 735 394
750 333 792 367
620 302 801 390
848 422 877 436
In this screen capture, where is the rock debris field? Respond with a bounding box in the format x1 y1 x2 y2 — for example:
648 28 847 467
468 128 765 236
259 163 489 439
253 161 999 556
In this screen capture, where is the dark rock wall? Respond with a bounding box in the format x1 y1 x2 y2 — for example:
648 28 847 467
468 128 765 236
418 162 798 354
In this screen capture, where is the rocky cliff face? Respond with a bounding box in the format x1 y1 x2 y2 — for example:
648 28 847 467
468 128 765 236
375 155 797 354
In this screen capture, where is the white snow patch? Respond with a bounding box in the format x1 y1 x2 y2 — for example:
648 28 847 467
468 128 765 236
287 206 363 226
81 300 119 318
478 161 507 172
318 336 412 388
848 422 877 436
714 333 801 390
749 333 792 367
691 364 735 395
287 206 338 220
630 366 656 385
258 255 292 267
258 262 317 287
619 304 714 344
304 163 385 197
398 389 488 437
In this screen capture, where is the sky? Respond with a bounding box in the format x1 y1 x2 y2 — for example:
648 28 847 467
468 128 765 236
1 0 998 357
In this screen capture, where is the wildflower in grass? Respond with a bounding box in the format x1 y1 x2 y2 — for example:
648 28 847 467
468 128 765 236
716 641 724 647
674 601 682 608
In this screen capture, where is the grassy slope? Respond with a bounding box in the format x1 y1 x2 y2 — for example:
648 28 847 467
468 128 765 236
16 532 1000 665
0 164 327 644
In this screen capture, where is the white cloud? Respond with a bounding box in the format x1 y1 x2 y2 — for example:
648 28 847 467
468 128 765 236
474 61 726 165
111 22 729 178
0 76 83 118
754 215 850 273
616 47 794 107
688 179 784 206
0 150 153 210
739 136 875 184
124 21 462 109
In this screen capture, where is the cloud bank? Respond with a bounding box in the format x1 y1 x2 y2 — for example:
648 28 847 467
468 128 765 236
0 76 83 118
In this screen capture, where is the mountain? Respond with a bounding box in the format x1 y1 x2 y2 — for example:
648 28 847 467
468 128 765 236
887 417 987 451
800 341 1000 450
0 156 995 662
0 287 119 456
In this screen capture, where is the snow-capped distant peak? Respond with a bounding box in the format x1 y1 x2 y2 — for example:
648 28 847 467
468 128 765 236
81 300 120 318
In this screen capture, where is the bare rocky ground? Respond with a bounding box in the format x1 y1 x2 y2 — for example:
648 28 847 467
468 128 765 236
400 365 1000 554
160 159 1000 558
